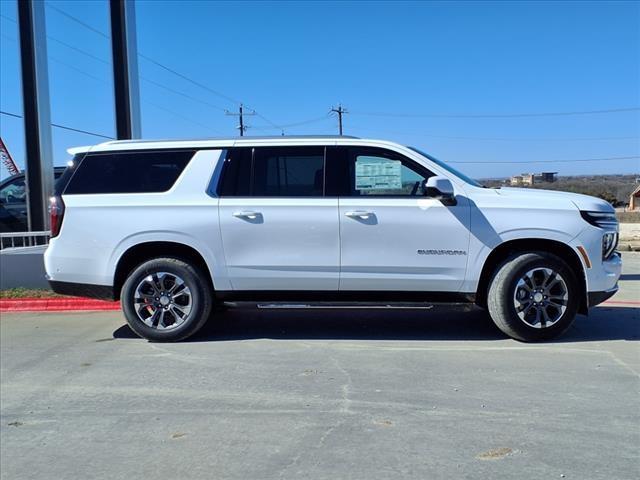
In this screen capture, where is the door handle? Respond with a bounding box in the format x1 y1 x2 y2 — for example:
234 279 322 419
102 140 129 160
344 210 374 219
233 210 260 219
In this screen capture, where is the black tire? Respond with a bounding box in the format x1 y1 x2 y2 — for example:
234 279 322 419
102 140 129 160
487 252 580 342
121 257 213 342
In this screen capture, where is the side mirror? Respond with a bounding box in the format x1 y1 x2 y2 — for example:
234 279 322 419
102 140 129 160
422 176 456 205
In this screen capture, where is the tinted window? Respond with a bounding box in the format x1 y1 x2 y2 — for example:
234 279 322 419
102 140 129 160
54 154 85 196
217 148 252 196
325 147 350 196
253 147 324 197
65 150 194 194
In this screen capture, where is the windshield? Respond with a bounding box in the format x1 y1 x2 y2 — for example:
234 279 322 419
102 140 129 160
408 147 484 188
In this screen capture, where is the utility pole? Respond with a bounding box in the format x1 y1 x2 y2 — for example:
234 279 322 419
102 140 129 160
331 104 347 135
18 0 54 231
110 0 141 139
225 104 255 136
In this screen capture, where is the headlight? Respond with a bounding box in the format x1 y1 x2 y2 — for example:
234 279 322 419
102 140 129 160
580 211 618 229
602 232 618 260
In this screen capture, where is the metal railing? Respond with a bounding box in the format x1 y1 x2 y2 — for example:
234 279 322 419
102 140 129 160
0 231 51 251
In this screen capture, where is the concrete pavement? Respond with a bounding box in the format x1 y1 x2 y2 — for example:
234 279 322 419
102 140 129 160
1 253 639 480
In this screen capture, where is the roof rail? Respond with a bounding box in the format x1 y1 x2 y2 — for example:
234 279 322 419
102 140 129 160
100 135 360 145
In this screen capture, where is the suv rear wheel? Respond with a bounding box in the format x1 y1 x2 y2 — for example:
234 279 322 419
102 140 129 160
121 257 213 342
487 252 580 342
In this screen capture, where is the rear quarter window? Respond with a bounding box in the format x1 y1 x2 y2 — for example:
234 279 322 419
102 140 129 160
64 150 194 195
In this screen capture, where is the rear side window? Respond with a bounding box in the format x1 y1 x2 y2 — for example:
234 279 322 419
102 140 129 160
217 148 251 196
218 146 325 197
253 147 324 197
54 153 86 196
64 150 194 194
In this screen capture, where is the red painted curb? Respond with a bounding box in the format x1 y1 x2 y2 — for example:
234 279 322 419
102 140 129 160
0 297 120 312
1 297 636 313
602 300 640 306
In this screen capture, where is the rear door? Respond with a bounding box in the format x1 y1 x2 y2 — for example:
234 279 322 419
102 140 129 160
218 146 340 291
329 146 470 292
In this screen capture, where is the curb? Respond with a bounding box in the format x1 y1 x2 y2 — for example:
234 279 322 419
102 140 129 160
0 297 120 312
0 298 636 313
602 300 640 306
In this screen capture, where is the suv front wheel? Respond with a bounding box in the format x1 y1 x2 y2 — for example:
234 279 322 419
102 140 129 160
121 257 213 342
487 252 580 342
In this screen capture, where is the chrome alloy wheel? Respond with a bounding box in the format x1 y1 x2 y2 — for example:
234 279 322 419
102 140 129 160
513 268 569 328
133 272 192 330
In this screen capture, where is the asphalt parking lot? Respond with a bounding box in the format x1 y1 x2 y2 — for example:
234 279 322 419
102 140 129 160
1 253 639 480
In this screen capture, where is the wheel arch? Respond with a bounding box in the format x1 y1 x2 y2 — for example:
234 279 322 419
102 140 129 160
476 238 588 314
113 241 214 300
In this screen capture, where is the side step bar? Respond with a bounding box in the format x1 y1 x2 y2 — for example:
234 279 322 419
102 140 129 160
221 301 477 310
256 303 436 310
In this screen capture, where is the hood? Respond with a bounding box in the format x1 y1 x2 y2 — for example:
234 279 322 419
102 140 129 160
495 187 615 213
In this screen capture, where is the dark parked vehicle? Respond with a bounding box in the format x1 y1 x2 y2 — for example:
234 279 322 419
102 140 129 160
0 167 66 232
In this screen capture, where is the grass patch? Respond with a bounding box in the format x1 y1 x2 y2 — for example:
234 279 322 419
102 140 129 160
0 288 63 299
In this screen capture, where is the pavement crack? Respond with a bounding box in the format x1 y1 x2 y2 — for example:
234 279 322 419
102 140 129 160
330 355 353 415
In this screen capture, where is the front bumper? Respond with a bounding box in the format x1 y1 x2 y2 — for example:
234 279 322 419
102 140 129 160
588 285 619 307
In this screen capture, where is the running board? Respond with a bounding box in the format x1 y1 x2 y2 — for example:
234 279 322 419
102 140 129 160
252 302 436 310
216 291 476 304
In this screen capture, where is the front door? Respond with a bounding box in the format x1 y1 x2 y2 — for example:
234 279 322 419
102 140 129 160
331 147 471 292
218 146 340 291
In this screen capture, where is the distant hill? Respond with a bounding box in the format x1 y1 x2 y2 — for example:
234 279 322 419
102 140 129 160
481 174 639 206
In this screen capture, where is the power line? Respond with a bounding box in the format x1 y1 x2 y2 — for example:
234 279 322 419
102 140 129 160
422 133 640 142
1 17 110 66
1 110 114 139
142 99 225 135
51 57 224 134
351 107 640 119
140 76 227 112
47 35 111 65
6 27 228 113
137 53 241 107
45 3 110 39
137 53 284 130
48 53 108 84
252 115 333 130
448 155 640 164
348 123 640 142
43 4 240 106
1 111 24 120
0 13 17 24
52 122 113 139
3 29 227 134
47 35 228 113
1 37 224 136
44 3 283 130
45 35 227 113
252 112 281 130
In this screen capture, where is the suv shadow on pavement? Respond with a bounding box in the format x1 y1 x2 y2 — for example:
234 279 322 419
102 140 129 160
112 304 639 343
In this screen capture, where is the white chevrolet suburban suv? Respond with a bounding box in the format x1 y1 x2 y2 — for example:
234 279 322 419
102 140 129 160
45 136 621 342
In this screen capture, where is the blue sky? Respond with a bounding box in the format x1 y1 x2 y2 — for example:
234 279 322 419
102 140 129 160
1 0 639 180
